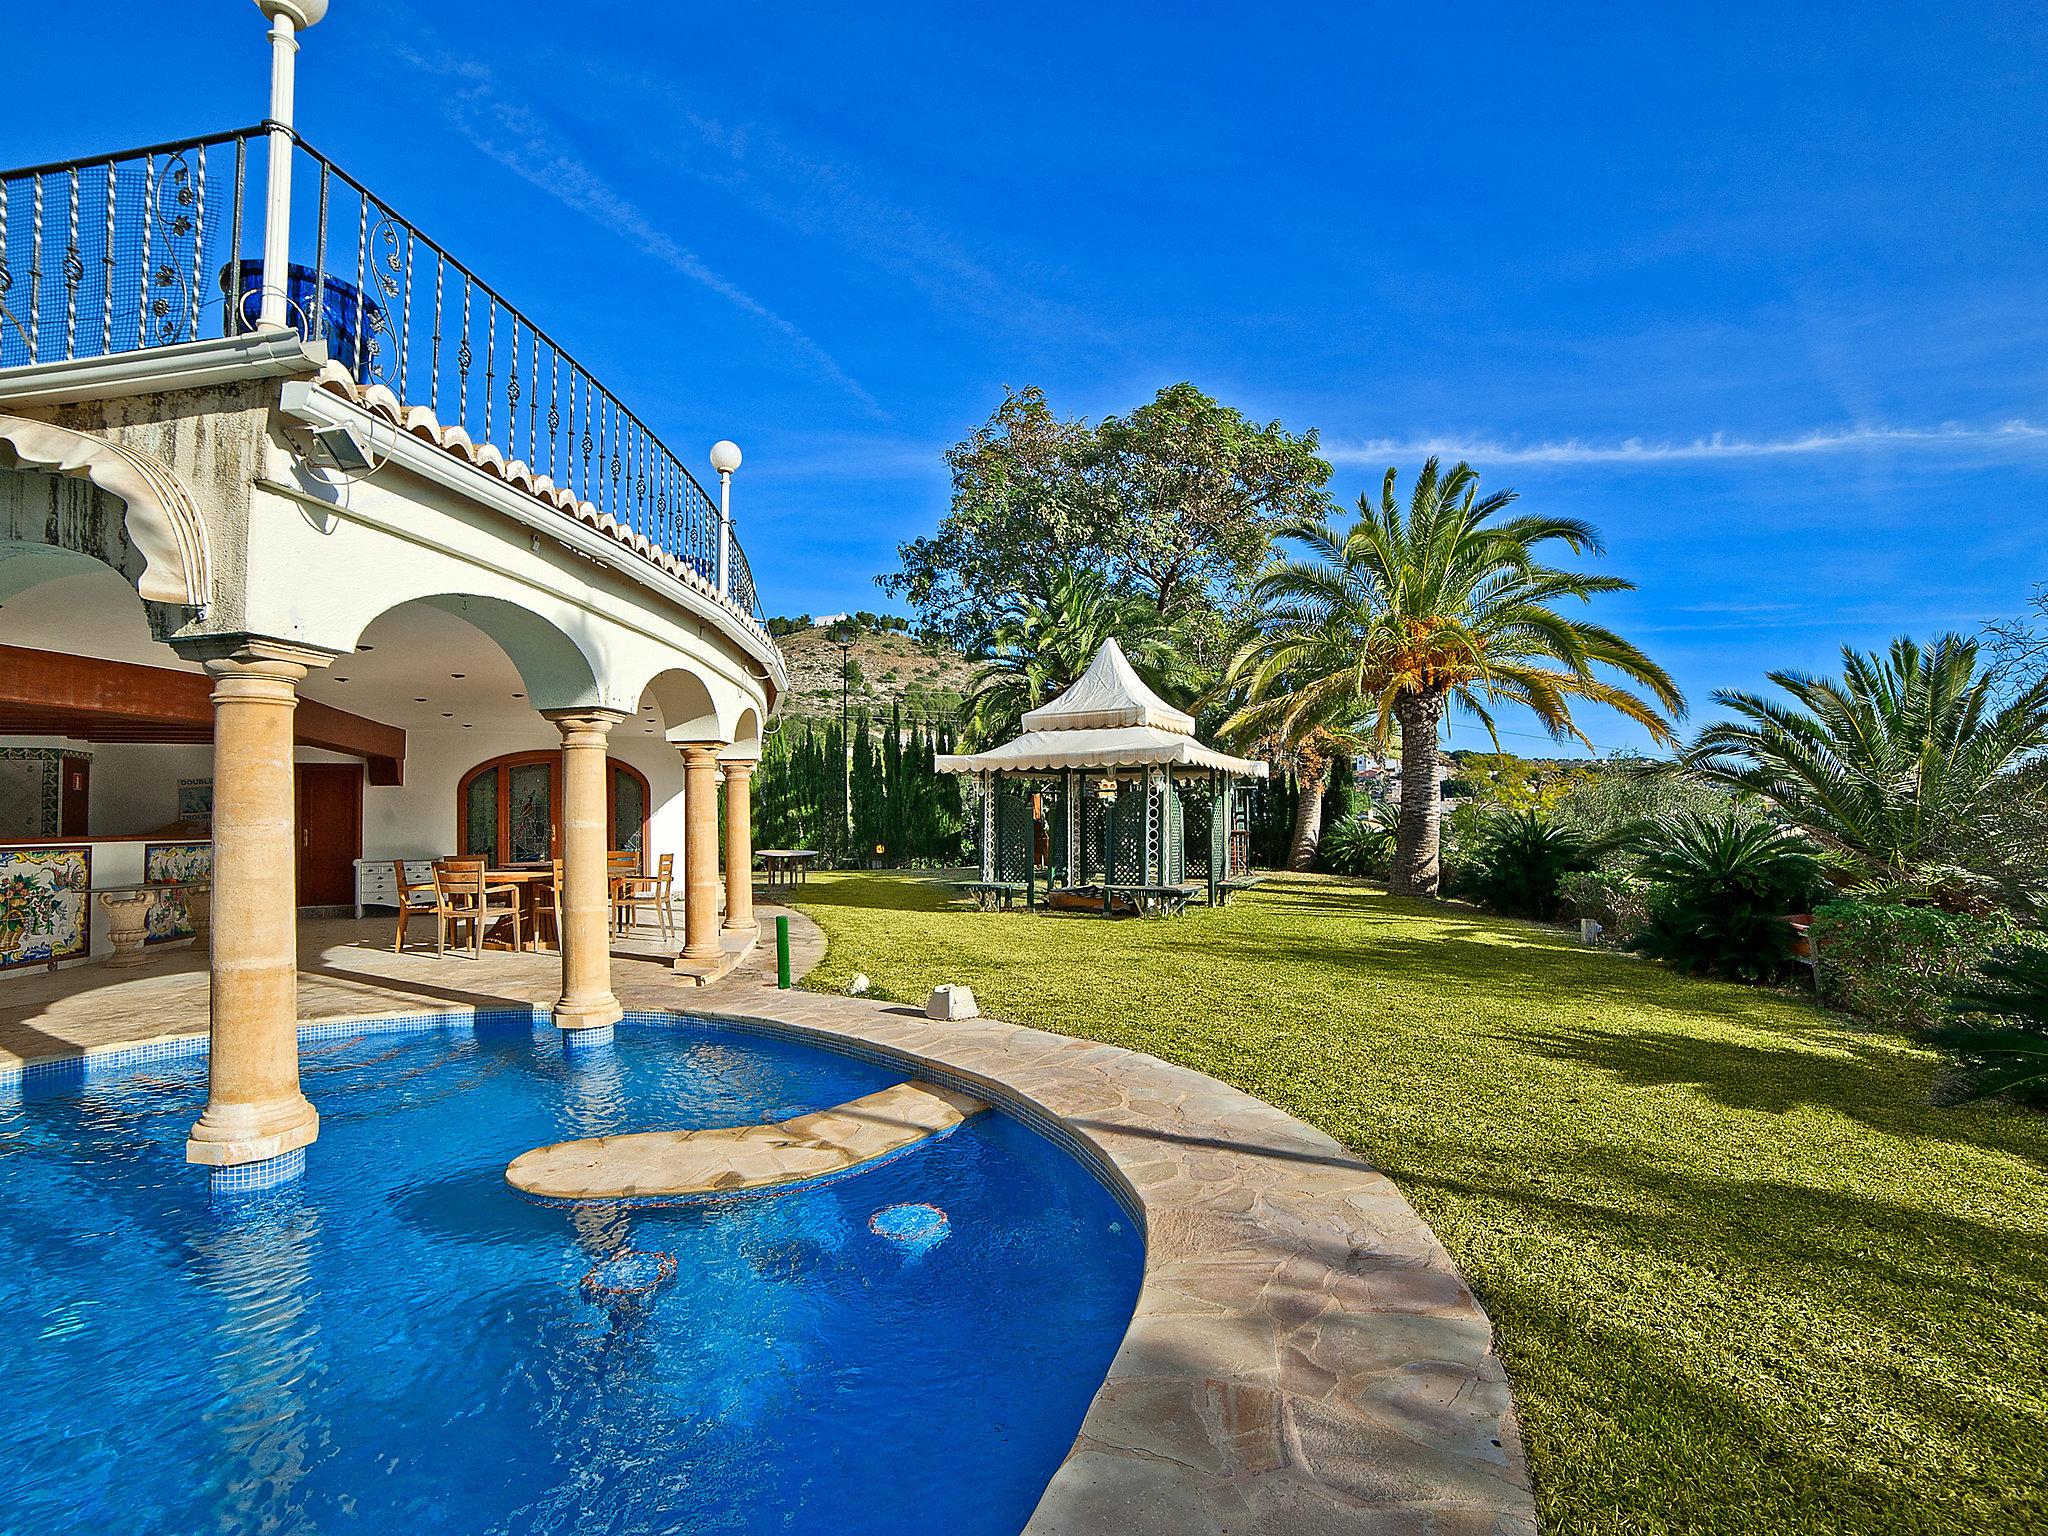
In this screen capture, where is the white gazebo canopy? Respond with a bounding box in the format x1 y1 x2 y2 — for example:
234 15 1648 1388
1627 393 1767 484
936 639 1268 778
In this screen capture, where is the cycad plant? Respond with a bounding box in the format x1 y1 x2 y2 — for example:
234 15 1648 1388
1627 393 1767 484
1629 809 1826 981
1220 459 1683 896
1319 800 1399 878
1690 634 2048 910
1930 947 2048 1106
959 568 1190 747
1464 807 1597 919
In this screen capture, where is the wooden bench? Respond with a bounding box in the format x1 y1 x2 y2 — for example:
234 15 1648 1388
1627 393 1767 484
952 880 1030 911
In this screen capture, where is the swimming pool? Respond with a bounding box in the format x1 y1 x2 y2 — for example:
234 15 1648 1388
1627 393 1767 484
0 1014 1145 1535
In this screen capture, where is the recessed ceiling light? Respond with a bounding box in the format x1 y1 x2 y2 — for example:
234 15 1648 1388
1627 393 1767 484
334 676 349 683
442 712 454 718
451 673 466 679
356 644 374 653
415 697 428 703
512 692 525 699
462 723 473 728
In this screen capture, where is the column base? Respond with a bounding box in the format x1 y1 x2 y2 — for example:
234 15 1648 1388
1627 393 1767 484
554 995 624 1032
186 1096 319 1168
721 918 758 936
560 1022 616 1053
208 1147 306 1196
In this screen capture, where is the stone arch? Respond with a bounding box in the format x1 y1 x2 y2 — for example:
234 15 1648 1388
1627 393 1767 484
0 415 210 608
346 593 604 713
641 666 728 743
724 706 763 760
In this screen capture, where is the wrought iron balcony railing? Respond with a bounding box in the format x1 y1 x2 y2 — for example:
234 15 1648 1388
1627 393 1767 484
0 125 762 624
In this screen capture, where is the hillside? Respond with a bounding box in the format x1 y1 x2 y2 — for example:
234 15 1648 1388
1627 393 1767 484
774 625 975 725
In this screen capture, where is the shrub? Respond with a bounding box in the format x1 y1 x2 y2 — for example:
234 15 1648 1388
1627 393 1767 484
1807 900 2021 1032
1318 805 1396 878
1464 808 1596 920
1929 946 2048 1106
1630 811 1827 981
1559 869 1651 946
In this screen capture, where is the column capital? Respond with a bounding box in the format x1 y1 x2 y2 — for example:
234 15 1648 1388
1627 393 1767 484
676 740 726 768
718 757 756 781
543 707 631 747
172 630 339 671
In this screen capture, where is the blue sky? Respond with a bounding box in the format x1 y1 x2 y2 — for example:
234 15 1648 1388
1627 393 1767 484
9 1 2046 754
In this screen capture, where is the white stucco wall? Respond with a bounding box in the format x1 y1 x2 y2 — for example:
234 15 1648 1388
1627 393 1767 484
361 722 688 875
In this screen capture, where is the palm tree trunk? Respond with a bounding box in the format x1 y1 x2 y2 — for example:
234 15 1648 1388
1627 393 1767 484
1390 691 1446 896
1288 763 1326 871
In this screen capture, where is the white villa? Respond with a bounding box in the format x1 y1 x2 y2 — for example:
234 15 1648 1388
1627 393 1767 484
0 1 783 1188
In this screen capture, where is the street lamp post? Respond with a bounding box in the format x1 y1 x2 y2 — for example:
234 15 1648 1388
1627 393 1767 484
252 0 328 332
709 440 741 597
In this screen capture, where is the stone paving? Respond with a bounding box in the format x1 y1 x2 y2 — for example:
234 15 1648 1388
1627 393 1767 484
0 902 1536 1536
505 1079 986 1199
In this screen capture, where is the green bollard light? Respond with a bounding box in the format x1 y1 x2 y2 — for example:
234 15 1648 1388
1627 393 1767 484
775 915 791 989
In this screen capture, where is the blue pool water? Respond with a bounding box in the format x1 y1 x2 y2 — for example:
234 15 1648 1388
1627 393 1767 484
0 1016 1144 1535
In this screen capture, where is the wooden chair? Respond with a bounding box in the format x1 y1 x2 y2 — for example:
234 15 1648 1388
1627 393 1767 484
613 852 676 946
391 859 448 953
531 857 567 952
433 857 521 958
606 849 641 935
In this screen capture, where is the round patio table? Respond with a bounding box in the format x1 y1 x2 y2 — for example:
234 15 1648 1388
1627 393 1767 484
756 850 818 892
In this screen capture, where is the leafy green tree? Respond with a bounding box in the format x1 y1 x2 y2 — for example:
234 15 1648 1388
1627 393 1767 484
1225 459 1683 897
884 387 1109 651
1091 382 1333 618
884 383 1331 654
1690 634 2048 910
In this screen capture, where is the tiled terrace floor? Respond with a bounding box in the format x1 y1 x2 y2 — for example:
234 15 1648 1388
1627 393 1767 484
0 903 1535 1535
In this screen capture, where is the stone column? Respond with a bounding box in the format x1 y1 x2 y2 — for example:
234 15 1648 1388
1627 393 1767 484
680 743 725 963
185 646 326 1180
720 757 757 935
545 709 629 1031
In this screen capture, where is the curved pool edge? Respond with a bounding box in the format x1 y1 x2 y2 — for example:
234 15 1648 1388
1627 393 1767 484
688 960 1537 1534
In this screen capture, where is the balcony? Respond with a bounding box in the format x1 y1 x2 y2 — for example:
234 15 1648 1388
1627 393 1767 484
0 125 762 625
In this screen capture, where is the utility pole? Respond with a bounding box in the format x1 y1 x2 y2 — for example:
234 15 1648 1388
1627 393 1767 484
834 620 856 859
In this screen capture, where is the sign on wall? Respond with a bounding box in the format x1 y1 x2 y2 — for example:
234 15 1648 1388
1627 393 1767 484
176 779 213 829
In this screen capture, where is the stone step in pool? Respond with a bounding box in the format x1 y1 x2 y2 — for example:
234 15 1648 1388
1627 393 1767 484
505 1080 988 1201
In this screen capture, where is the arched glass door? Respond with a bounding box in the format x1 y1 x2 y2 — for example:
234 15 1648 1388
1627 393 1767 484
458 753 651 867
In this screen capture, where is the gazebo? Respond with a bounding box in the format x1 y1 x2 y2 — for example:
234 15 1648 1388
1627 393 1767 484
935 639 1267 914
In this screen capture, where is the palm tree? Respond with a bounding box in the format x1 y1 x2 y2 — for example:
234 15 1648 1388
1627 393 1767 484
1221 458 1683 896
959 568 1190 748
1689 634 2048 909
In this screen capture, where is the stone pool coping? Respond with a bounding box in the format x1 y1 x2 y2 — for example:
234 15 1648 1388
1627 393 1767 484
1 905 1537 1534
694 978 1537 1536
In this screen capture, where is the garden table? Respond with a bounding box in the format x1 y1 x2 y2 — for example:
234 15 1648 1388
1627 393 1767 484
756 850 818 892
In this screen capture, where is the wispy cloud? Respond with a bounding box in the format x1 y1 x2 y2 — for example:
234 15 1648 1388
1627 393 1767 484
385 44 883 416
1325 420 2048 466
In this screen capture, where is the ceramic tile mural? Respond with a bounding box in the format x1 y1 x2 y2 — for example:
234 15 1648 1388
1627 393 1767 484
143 841 211 944
0 845 90 969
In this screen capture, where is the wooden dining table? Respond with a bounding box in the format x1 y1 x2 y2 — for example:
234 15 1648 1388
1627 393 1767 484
480 866 556 952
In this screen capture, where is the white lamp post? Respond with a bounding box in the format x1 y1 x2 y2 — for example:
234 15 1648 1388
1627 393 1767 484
252 0 328 332
709 439 741 597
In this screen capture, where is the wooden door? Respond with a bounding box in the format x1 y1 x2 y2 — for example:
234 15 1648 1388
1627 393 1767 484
58 756 89 837
295 763 363 907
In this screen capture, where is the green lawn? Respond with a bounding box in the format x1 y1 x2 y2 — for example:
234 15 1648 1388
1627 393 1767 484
791 870 2048 1536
